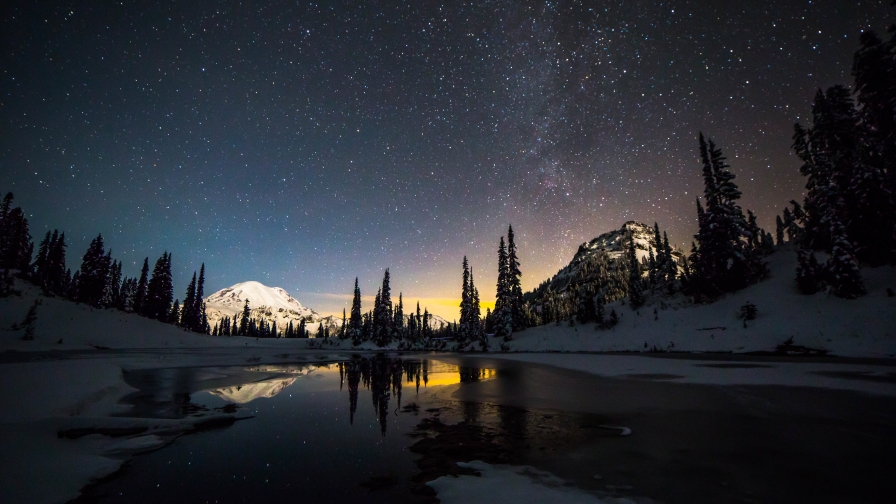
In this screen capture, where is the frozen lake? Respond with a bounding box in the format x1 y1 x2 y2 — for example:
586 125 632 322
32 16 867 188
72 353 896 503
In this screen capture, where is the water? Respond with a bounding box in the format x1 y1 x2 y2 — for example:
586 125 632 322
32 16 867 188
75 354 896 504
76 356 516 503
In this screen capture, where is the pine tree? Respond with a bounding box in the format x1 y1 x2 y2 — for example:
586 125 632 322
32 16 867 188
692 134 765 297
775 215 786 245
626 231 645 309
827 216 866 298
0 195 32 272
796 246 825 294
134 258 149 315
239 299 250 335
348 278 362 341
77 234 109 307
181 272 197 329
169 299 181 325
373 269 394 346
394 292 404 340
662 231 677 292
471 268 483 346
458 256 473 346
195 264 208 333
146 253 173 322
340 308 347 339
494 236 513 341
47 232 67 295
33 231 52 288
506 225 523 331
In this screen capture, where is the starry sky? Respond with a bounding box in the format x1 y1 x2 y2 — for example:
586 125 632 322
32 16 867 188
2 0 893 320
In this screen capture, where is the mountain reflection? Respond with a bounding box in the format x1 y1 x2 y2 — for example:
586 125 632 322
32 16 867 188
341 356 494 435
209 377 297 404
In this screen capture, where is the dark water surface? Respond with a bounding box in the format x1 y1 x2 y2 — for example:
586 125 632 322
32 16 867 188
74 353 896 504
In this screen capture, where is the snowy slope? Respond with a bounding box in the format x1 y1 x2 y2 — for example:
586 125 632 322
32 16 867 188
507 244 896 357
205 281 322 333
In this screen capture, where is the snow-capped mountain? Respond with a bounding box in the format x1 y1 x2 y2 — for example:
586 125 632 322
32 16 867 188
205 281 322 332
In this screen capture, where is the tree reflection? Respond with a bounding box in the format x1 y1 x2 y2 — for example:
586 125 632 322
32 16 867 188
341 356 493 435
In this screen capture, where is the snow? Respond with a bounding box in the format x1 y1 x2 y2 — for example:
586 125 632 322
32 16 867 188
205 280 317 317
506 245 896 359
428 460 643 504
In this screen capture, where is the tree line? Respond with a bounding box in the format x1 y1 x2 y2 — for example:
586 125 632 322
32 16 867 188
0 194 210 334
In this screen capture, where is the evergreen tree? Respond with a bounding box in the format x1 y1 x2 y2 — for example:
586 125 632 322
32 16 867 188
471 269 483 346
373 269 394 346
298 318 307 338
796 246 825 294
827 216 866 298
626 231 645 309
348 278 363 341
47 232 67 295
134 258 149 315
458 256 473 346
394 292 404 339
77 235 109 307
494 236 513 341
506 225 524 330
195 264 208 333
145 253 173 322
33 231 52 288
0 194 32 272
775 215 786 245
340 308 347 339
239 299 250 335
181 272 197 328
691 134 765 297
169 299 181 325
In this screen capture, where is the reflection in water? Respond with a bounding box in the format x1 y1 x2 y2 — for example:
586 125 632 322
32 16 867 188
209 377 298 404
339 356 495 435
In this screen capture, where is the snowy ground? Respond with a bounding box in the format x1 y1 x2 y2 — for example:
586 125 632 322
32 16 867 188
506 246 896 358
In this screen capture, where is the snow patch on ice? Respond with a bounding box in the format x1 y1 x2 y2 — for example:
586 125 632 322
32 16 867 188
428 460 645 504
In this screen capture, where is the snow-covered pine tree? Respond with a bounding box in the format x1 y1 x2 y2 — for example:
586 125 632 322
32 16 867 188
626 230 644 309
827 216 866 298
692 134 765 297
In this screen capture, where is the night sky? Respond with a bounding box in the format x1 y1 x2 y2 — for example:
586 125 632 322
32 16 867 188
2 1 893 319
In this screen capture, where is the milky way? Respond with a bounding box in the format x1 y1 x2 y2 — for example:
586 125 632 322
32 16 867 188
2 1 892 318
